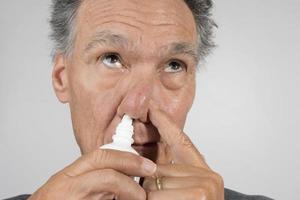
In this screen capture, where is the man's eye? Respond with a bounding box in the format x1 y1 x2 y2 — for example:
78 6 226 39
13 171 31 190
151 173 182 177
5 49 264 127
164 60 185 73
101 53 122 69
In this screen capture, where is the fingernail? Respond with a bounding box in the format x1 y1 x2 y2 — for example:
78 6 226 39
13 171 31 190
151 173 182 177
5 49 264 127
142 158 157 174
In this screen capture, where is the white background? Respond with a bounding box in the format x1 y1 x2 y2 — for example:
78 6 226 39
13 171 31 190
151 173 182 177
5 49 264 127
1 0 299 199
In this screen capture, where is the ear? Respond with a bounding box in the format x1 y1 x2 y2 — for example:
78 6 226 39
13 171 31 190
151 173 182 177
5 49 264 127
52 54 69 103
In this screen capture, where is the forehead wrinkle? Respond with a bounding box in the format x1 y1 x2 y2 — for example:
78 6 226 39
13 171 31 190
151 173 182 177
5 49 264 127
85 9 184 31
81 1 143 38
83 0 195 36
108 10 193 34
85 6 144 32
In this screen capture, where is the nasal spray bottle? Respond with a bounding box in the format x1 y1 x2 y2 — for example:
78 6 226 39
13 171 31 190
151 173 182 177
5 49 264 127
100 114 140 182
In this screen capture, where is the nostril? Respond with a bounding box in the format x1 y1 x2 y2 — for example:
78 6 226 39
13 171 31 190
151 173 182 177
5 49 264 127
145 113 151 124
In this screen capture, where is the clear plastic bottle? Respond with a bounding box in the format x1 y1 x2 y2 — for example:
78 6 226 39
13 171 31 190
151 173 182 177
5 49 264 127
100 114 140 182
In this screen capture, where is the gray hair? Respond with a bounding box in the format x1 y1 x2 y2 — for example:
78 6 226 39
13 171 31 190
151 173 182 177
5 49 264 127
49 0 216 62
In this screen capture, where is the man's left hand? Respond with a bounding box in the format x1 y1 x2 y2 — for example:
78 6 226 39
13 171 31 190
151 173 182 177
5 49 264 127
143 100 224 200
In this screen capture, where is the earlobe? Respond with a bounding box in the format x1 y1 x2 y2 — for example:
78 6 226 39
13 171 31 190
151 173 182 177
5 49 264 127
52 54 69 103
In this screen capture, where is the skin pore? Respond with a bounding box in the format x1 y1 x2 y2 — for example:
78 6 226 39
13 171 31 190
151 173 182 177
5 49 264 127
54 0 198 160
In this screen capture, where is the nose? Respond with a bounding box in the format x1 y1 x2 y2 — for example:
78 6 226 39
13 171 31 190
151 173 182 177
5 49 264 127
117 76 154 122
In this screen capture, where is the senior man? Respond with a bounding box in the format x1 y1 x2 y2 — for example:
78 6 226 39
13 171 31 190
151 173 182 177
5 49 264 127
6 0 272 200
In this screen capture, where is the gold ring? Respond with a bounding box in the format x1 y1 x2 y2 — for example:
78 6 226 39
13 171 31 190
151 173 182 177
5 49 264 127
155 177 163 190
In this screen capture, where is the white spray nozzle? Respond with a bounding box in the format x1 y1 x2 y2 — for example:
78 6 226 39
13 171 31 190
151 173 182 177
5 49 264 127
122 114 132 124
115 114 134 138
100 114 137 153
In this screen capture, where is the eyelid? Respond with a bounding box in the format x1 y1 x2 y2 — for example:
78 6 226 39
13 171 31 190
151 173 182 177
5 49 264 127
98 52 122 70
167 59 187 71
100 52 122 62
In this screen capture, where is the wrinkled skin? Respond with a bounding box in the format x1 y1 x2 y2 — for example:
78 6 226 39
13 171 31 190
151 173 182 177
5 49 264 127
29 0 224 199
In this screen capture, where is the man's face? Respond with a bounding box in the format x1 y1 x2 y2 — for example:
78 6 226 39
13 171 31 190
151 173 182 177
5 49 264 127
54 0 198 159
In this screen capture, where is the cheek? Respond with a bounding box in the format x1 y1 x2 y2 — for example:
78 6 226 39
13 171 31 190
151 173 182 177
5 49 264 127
92 91 122 126
153 71 195 128
166 99 192 128
160 86 195 128
67 64 125 152
69 86 123 152
160 72 187 90
68 57 124 119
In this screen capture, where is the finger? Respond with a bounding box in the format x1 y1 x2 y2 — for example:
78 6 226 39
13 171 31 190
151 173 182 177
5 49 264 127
147 187 207 200
155 141 173 165
73 169 146 200
143 176 202 191
62 149 156 177
143 164 214 191
149 100 209 168
149 164 224 198
155 164 211 178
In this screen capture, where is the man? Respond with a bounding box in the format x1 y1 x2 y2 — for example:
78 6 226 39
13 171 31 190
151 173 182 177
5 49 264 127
6 0 272 199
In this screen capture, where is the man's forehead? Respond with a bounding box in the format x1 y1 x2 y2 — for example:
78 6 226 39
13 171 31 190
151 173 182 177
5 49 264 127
77 0 197 35
75 0 198 59
82 0 192 14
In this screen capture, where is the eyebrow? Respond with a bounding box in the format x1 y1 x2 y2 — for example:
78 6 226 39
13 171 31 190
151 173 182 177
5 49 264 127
166 42 199 63
84 30 199 62
84 30 130 53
